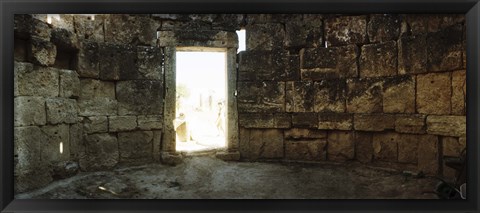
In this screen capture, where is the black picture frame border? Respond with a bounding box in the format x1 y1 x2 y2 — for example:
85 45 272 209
1 0 479 212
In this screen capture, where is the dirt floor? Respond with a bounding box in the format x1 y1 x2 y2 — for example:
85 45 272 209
16 156 439 199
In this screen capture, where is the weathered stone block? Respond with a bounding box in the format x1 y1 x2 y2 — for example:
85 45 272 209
28 37 57 66
416 72 451 114
152 130 162 162
427 14 464 33
400 15 428 36
76 41 99 78
286 81 315 112
285 139 327 161
98 43 137 80
395 114 426 134
46 98 78 124
360 41 397 77
238 50 289 81
451 70 466 115
355 132 373 163
317 113 352 130
285 18 323 48
354 114 395 131
284 128 327 139
40 124 70 164
238 113 291 129
138 115 163 130
15 63 59 97
59 69 80 98
118 131 154 163
426 115 466 137
212 14 244 31
367 14 400 43
327 131 354 161
239 129 284 160
313 79 346 113
325 16 367 46
372 132 398 162
14 14 51 40
398 35 427 74
50 14 75 32
14 38 28 62
78 98 118 116
427 24 463 72
51 28 79 51
83 116 108 134
300 45 358 79
109 116 137 132
105 14 158 46
292 113 318 128
442 137 464 157
116 80 163 115
80 133 119 171
246 23 285 50
79 79 115 99
73 14 106 42
417 134 439 175
237 81 285 113
346 78 383 113
397 134 418 164
174 30 238 48
14 96 46 127
14 126 45 173
69 123 85 160
137 46 162 80
383 76 415 113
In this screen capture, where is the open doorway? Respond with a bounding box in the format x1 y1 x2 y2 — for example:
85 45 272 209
175 49 227 153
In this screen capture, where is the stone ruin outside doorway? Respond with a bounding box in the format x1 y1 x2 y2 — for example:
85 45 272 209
174 48 227 153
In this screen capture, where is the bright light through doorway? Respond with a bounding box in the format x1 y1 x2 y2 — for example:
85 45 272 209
175 51 227 153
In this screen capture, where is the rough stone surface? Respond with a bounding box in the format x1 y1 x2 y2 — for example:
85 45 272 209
284 128 327 140
372 132 399 162
98 43 137 81
285 18 323 48
73 15 106 42
383 76 415 113
109 116 137 132
285 140 327 161
83 116 108 134
426 115 466 137
427 24 463 72
40 124 71 164
285 81 315 112
69 123 85 160
14 14 52 40
239 129 284 160
416 72 451 114
46 98 78 124
317 113 352 130
355 132 373 163
79 79 115 99
137 46 163 80
237 81 285 113
313 79 346 113
28 38 57 66
80 133 119 171
246 23 285 50
14 126 45 173
367 14 400 43
14 96 46 127
51 28 80 51
395 114 426 134
76 41 99 78
360 41 398 77
78 98 118 116
300 45 358 79
116 80 163 115
451 70 466 115
398 35 427 74
238 113 291 129
397 134 418 164
327 131 354 162
238 50 290 81
400 15 428 36
354 114 395 131
105 14 158 46
118 131 154 163
442 137 464 157
59 70 80 98
137 115 163 130
325 16 367 46
346 78 383 113
292 113 318 128
417 135 439 175
15 64 59 97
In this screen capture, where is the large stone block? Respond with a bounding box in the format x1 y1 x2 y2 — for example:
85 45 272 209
427 24 463 72
354 114 395 131
46 98 78 124
15 63 59 97
78 98 118 116
284 17 323 48
317 113 352 130
212 14 244 31
116 80 163 115
76 41 99 78
417 134 439 175
28 37 57 66
285 81 315 112
79 79 115 99
118 131 154 163
367 14 400 43
80 133 119 171
400 15 428 36
246 23 284 50
152 130 162 162
238 50 294 81
14 14 51 40
50 14 75 32
51 28 80 51
284 128 327 140
427 14 465 33
416 72 451 114
14 96 46 127
360 41 397 77
327 131 354 162
372 132 398 162
285 139 327 161
105 14 158 46
40 124 71 164
137 115 163 130
382 76 415 113
137 46 162 80
239 129 284 160
59 69 80 98
395 114 426 134
451 70 466 115
73 14 106 42
238 113 291 129
237 81 285 113
426 115 466 137
398 35 427 74
292 113 318 128
325 16 367 46
442 137 465 157
109 116 137 132
69 123 85 160
98 43 137 81
174 30 238 48
354 132 373 163
300 45 358 79
14 126 45 173
397 134 418 164
313 79 346 113
83 116 108 134
346 78 383 113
